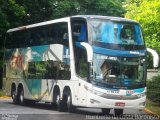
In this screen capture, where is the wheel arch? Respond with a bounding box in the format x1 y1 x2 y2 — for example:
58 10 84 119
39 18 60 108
17 83 24 95
63 86 71 96
62 86 72 102
11 82 17 95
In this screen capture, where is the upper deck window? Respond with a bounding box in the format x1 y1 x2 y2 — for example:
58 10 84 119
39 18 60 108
71 19 88 42
89 19 144 46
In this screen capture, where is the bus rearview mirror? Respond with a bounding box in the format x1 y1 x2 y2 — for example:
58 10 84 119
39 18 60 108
80 42 93 62
147 48 159 68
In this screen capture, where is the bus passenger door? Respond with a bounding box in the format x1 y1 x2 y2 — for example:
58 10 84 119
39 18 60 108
74 45 88 106
71 19 89 106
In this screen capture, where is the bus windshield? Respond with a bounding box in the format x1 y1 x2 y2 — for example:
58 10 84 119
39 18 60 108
92 53 146 89
89 19 144 46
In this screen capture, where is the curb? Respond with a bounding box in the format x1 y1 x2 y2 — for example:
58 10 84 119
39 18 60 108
0 96 11 99
144 108 157 115
144 108 160 120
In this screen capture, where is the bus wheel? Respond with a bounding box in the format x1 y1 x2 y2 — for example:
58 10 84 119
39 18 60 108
18 88 25 105
11 88 17 104
56 94 64 112
67 92 75 113
114 109 123 116
102 108 110 115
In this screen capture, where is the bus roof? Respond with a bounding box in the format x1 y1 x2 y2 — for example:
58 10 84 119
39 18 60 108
7 15 138 33
72 15 138 23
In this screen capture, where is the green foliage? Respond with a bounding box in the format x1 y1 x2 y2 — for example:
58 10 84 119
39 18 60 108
0 0 25 30
146 99 160 115
0 90 5 96
16 0 124 24
147 75 160 104
16 0 54 24
50 0 125 18
0 0 26 52
123 0 160 53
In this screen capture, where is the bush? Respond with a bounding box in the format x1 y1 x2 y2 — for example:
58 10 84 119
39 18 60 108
0 90 4 97
147 75 160 104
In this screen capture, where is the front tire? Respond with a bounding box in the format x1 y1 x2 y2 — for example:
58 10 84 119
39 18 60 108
102 108 110 115
114 109 123 116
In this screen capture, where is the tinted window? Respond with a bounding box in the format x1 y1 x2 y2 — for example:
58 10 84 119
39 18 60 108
71 20 88 42
74 44 88 79
26 59 70 80
6 22 68 48
89 19 144 45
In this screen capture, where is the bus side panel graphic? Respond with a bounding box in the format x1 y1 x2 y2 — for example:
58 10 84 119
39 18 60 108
5 44 68 100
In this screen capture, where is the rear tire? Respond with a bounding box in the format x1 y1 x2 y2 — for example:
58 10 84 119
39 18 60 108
102 108 110 115
67 92 75 113
11 88 17 104
56 94 64 112
17 88 25 105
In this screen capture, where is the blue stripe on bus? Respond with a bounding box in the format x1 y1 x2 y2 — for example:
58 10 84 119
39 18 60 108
93 46 146 57
126 87 145 96
134 87 145 93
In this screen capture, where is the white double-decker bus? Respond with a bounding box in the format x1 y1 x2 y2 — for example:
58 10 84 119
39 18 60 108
3 15 159 115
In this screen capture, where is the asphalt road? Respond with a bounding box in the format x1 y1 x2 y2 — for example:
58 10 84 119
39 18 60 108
0 99 158 120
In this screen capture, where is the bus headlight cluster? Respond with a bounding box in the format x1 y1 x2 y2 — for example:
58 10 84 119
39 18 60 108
93 90 104 96
136 92 146 98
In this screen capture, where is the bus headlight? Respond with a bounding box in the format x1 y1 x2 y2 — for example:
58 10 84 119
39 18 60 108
93 90 104 96
136 92 146 98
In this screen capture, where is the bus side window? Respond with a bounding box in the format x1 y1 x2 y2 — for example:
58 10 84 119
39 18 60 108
27 61 58 79
78 24 87 42
45 60 57 79
72 20 88 42
27 62 36 79
74 45 88 79
57 23 69 46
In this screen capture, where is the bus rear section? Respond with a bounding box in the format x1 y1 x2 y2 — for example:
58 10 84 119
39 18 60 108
3 18 74 110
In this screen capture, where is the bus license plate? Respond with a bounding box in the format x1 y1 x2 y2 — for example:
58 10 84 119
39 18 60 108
115 102 125 107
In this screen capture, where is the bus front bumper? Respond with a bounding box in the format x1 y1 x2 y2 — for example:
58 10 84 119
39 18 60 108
86 93 146 110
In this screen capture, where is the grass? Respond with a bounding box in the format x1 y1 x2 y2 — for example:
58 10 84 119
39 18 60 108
146 99 160 115
0 90 5 97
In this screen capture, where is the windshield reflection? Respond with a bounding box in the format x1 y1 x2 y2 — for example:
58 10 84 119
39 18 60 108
89 19 144 45
92 54 146 89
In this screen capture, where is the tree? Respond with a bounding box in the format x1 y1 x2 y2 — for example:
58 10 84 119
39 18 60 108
147 75 160 104
50 0 125 19
0 0 26 66
0 0 26 46
16 0 54 24
15 0 125 24
123 0 160 53
0 0 25 29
